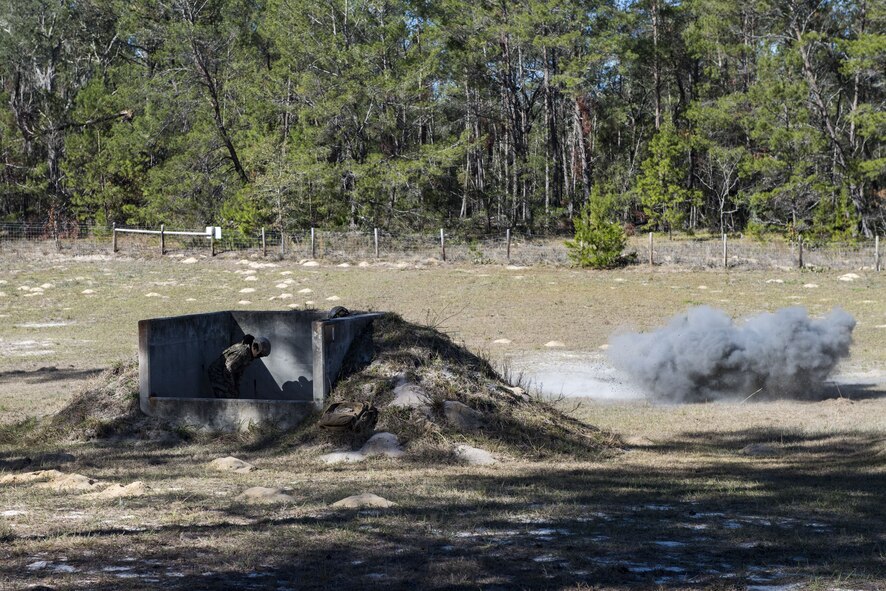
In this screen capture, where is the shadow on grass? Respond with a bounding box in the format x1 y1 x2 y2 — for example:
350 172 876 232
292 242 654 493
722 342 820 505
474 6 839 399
0 366 102 385
818 379 886 401
1 427 883 590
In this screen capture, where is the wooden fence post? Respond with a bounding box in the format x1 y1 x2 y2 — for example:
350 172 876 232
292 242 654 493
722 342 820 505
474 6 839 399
210 232 215 257
112 222 117 253
311 227 316 258
160 224 165 255
440 228 446 261
280 230 285 257
876 235 880 272
261 227 266 257
506 228 511 261
798 234 804 269
648 232 654 266
722 233 728 269
374 228 379 258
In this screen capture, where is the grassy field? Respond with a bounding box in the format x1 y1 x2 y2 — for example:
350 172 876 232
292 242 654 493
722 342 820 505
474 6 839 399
1 252 884 590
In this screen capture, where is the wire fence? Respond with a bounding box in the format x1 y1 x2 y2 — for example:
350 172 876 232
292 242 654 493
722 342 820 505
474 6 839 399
630 234 882 271
0 221 881 271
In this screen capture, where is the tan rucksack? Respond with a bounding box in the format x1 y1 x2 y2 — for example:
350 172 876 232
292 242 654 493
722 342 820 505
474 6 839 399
318 402 378 433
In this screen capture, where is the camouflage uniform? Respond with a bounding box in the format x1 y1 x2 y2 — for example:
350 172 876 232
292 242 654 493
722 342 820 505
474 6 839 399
208 343 255 399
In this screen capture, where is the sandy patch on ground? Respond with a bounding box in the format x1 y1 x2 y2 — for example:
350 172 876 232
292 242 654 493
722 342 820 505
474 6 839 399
208 457 255 474
1 470 106 493
389 380 430 409
319 433 405 464
236 487 294 504
331 493 395 509
84 481 148 499
0 339 55 357
454 444 497 465
512 350 886 403
0 470 65 485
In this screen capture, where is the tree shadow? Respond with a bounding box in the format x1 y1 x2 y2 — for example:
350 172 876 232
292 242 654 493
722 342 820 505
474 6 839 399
2 426 882 590
0 366 102 385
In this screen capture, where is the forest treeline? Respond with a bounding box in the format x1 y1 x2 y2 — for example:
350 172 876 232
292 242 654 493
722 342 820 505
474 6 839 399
0 0 883 240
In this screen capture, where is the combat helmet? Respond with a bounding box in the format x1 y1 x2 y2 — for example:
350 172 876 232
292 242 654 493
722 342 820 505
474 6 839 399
252 336 271 357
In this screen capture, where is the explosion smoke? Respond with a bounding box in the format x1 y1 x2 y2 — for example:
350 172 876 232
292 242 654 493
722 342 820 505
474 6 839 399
608 306 856 402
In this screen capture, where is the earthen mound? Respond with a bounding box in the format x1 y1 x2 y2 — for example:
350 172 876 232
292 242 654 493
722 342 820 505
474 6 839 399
16 314 618 460
36 362 171 442
309 313 619 460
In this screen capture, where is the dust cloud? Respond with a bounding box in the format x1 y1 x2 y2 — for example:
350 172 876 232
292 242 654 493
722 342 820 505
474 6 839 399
608 306 856 402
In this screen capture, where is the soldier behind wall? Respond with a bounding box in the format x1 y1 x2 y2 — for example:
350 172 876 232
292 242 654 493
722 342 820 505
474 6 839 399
208 335 271 398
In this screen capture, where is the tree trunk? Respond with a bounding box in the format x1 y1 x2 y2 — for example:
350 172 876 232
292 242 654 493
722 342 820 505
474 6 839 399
191 38 249 184
652 0 662 130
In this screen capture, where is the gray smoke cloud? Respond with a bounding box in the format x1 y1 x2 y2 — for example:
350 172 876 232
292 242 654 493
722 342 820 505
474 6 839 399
608 306 856 402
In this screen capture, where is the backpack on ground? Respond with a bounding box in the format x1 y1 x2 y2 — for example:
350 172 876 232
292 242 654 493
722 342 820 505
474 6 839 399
318 402 378 433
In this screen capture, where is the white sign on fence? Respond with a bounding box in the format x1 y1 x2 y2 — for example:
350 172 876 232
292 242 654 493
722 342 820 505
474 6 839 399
206 226 222 239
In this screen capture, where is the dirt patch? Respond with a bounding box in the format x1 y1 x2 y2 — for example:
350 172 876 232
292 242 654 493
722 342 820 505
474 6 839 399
84 481 148 499
331 493 395 508
38 472 104 492
236 487 294 504
208 456 255 474
0 469 104 492
0 469 66 485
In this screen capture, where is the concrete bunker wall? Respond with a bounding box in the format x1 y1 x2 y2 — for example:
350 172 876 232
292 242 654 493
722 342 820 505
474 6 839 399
138 310 379 430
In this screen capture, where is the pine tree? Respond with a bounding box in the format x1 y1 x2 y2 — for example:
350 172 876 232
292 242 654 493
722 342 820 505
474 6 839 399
635 121 700 236
565 186 627 268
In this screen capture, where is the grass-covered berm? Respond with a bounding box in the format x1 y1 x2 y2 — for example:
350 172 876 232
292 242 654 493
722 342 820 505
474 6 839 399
3 313 618 459
1 254 884 590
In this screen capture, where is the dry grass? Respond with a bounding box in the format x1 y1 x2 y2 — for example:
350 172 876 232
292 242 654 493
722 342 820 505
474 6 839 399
1 414 883 590
1 253 884 590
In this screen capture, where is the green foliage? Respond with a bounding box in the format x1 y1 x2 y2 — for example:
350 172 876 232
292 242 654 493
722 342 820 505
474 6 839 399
220 190 271 237
635 122 701 234
811 189 861 243
565 188 627 268
0 0 882 237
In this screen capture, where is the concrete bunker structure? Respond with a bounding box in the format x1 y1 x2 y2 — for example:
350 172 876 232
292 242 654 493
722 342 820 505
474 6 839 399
138 310 380 430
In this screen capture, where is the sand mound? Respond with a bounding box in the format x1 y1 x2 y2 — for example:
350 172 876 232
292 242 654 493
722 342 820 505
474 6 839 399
208 457 255 474
0 469 65 486
0 470 106 492
454 444 497 465
84 481 147 499
331 493 395 509
237 487 294 504
40 473 104 492
320 432 405 464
